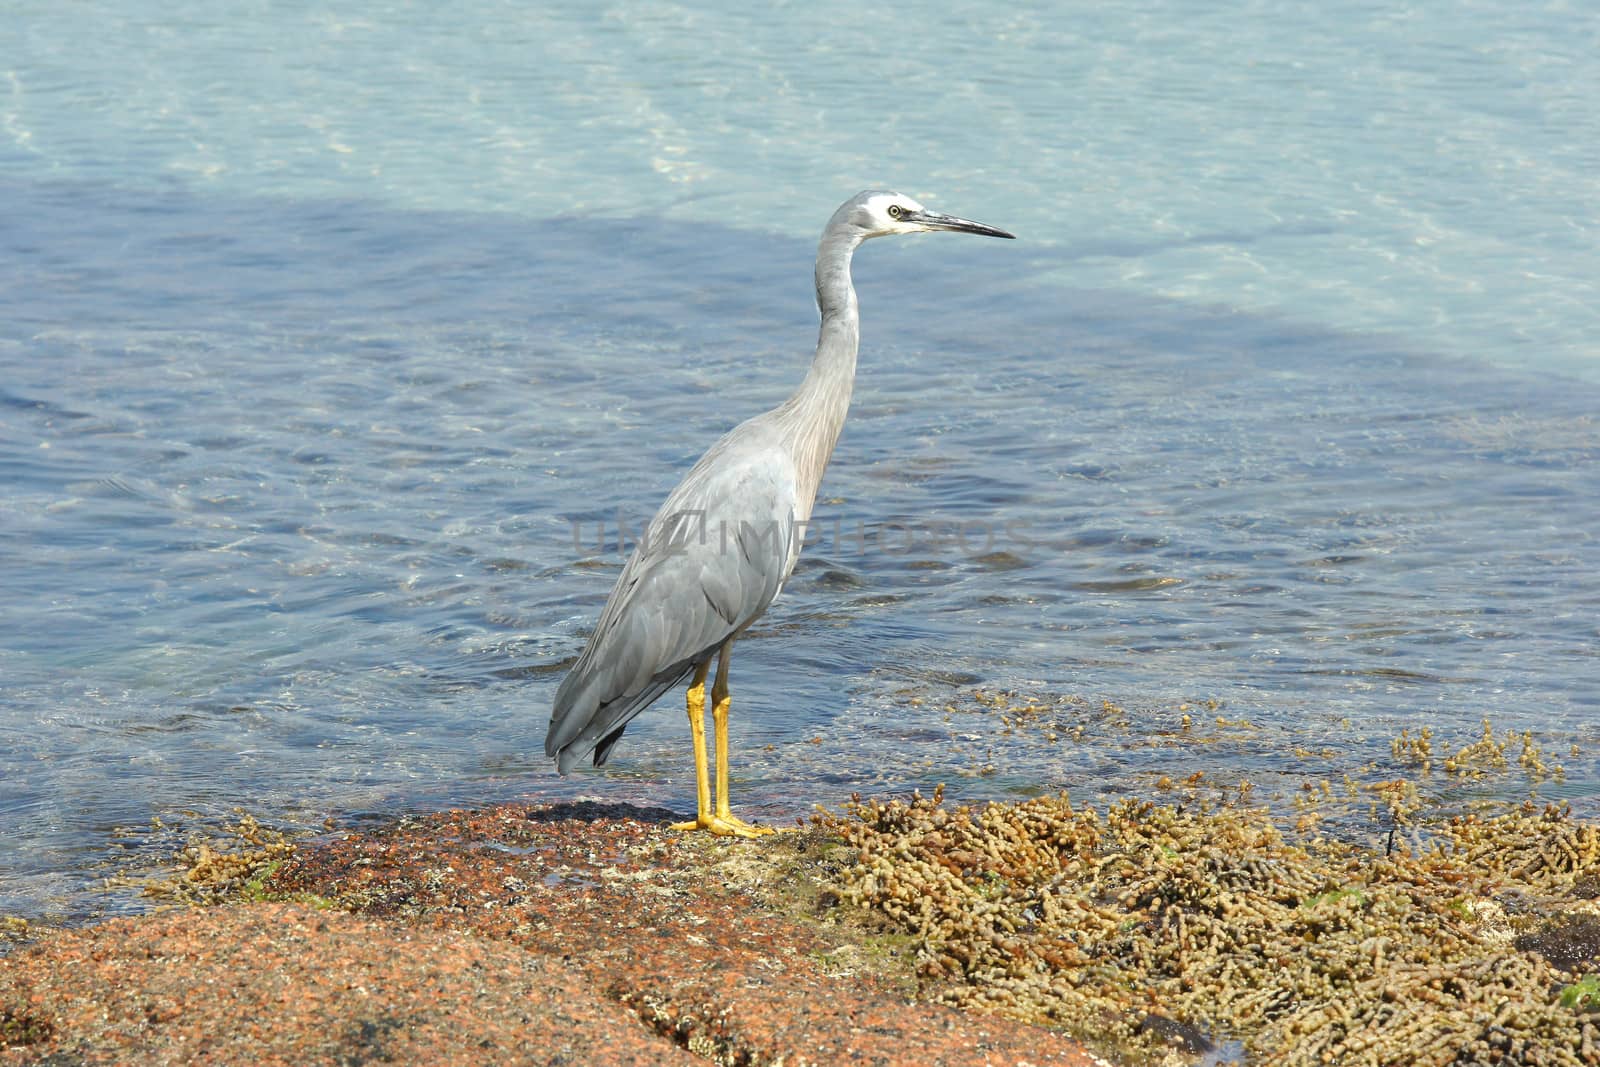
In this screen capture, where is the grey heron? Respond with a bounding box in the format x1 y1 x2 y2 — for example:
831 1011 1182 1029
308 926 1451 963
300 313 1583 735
546 190 1015 836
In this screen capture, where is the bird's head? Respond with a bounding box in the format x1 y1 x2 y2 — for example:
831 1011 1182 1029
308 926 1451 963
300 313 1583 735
833 190 1016 241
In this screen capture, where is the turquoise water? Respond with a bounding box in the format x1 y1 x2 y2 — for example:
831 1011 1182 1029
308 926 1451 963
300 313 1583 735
2 2 1598 922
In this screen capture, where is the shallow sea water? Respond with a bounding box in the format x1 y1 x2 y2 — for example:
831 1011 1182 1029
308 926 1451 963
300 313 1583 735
2 1 1597 923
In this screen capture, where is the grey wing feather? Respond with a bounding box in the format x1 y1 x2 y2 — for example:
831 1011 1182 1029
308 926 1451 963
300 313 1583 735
546 424 799 773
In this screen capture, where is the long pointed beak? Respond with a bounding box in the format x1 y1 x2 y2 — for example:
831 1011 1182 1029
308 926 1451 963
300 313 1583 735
906 208 1016 239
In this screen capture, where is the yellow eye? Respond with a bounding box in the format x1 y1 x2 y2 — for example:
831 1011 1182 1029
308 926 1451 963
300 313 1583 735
887 204 903 219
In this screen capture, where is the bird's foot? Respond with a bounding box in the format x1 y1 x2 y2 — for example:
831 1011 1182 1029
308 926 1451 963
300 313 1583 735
670 814 777 838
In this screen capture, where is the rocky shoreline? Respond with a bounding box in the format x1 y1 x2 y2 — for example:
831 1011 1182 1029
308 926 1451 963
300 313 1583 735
0 801 1109 1066
6 733 1600 1067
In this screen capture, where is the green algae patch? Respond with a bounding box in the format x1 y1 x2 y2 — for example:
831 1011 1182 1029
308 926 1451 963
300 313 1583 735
1562 976 1600 1011
816 788 1600 1066
0 917 31 946
136 813 303 907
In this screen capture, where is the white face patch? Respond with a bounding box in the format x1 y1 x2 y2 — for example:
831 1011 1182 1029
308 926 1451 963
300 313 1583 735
861 192 927 235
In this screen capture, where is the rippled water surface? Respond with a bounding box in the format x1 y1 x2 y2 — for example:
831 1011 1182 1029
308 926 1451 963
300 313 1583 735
2 1 1597 922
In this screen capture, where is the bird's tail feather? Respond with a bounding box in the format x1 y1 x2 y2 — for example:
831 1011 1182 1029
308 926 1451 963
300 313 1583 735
548 662 694 773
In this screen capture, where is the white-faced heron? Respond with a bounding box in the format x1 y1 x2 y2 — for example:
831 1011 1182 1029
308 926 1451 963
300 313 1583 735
546 190 1015 836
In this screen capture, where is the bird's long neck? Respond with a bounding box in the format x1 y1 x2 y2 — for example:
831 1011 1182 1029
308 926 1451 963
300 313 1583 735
778 227 863 523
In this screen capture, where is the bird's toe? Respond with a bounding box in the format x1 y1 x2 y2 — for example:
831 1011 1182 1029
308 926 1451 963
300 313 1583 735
669 814 777 838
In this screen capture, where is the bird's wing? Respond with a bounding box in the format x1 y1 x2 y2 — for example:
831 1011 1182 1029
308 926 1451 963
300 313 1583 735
546 432 799 771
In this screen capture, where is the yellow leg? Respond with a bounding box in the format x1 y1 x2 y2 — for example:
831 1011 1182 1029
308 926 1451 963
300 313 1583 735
713 656 732 820
672 643 773 838
669 661 711 832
